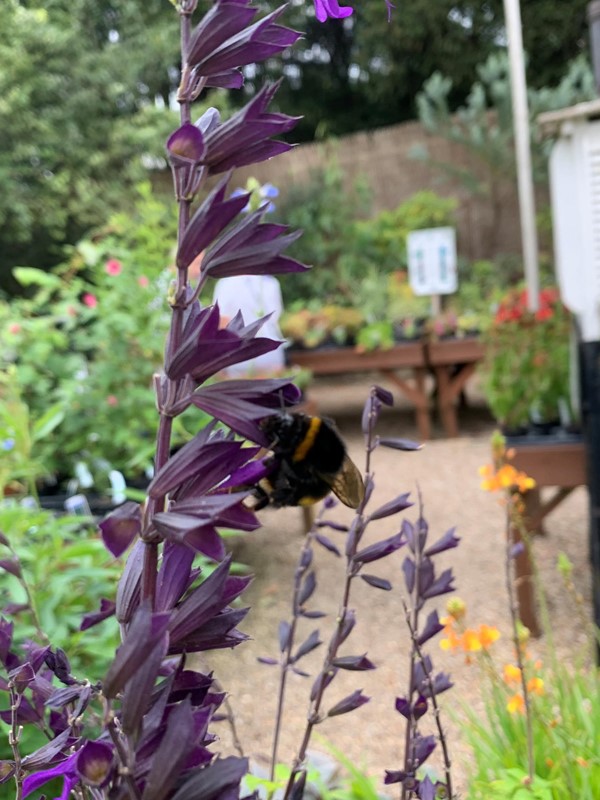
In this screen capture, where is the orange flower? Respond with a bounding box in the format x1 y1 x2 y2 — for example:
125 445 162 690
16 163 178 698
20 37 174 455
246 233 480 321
462 629 483 652
527 676 544 696
440 623 462 652
503 664 522 685
507 693 525 715
478 624 500 649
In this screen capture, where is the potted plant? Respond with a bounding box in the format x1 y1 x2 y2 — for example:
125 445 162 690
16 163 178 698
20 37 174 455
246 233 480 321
480 286 575 436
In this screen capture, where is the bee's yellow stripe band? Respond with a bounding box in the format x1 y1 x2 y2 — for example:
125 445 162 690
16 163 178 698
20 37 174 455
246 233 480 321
292 417 321 463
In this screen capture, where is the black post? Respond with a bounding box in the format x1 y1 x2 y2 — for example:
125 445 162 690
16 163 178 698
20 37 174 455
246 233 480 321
579 341 600 648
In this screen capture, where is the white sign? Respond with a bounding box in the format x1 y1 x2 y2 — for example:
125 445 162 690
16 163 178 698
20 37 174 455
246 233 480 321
407 227 458 296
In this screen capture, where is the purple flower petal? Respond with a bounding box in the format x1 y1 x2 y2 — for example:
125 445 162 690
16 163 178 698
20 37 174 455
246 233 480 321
75 741 114 787
167 122 205 163
314 0 353 22
176 176 249 271
80 598 116 631
191 379 300 445
115 540 144 624
99 501 141 558
103 603 171 699
170 755 248 800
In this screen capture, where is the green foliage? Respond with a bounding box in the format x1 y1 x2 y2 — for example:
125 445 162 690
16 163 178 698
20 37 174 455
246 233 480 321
0 369 64 497
480 287 572 428
0 0 181 279
413 54 596 254
260 0 590 140
0 504 121 678
276 155 371 305
0 184 195 487
461 652 600 799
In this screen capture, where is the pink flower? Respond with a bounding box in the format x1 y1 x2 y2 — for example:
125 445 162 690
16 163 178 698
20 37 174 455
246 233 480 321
67 305 77 316
83 293 98 308
138 275 150 288
105 258 122 276
8 323 21 334
107 395 119 406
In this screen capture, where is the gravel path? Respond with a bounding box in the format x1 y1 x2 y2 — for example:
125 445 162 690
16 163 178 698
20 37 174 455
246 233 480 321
204 375 592 795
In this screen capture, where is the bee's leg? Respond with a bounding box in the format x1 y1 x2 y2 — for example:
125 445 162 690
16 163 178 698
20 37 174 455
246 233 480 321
249 483 270 511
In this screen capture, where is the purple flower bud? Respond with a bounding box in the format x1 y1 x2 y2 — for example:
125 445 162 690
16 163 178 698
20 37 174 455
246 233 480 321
360 574 392 591
8 663 35 694
167 123 205 163
368 493 412 521
354 532 405 565
424 527 460 557
413 733 436 767
402 556 416 594
395 696 411 719
421 568 455 600
0 559 21 578
384 770 406 785
418 775 436 800
298 571 317 606
331 654 376 671
327 689 370 717
412 694 428 720
315 533 341 556
257 656 278 666
377 436 422 451
292 629 321 662
310 667 337 701
417 610 444 645
278 620 291 652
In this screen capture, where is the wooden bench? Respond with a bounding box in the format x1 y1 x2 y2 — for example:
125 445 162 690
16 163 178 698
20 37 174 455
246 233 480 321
505 436 587 636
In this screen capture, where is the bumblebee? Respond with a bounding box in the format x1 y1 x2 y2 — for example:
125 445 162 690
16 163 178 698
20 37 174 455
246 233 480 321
253 412 365 510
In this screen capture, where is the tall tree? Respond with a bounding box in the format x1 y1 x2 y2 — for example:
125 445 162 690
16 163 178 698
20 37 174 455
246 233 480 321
0 0 180 285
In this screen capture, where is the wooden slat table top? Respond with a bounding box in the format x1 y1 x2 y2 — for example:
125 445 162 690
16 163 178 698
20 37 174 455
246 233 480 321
508 438 586 487
288 342 427 374
426 337 485 366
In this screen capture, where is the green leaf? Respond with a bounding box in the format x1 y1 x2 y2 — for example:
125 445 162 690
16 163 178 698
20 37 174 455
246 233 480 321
12 267 62 288
32 404 65 442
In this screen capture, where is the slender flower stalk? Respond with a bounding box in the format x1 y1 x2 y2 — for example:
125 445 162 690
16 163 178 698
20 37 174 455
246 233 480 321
280 387 414 799
505 506 534 785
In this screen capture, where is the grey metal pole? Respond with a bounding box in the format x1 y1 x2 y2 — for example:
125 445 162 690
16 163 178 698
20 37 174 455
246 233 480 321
503 0 540 311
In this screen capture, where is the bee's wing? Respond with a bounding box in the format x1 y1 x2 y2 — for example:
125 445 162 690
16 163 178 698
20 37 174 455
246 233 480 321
327 454 365 509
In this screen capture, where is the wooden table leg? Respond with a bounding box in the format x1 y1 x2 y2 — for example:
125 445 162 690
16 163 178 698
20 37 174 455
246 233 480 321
433 363 477 438
381 367 431 441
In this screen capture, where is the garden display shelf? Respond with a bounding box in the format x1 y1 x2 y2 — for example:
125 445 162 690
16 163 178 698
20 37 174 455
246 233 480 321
288 337 486 440
502 432 587 637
